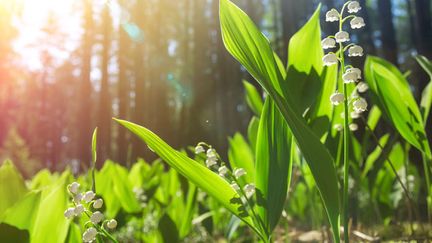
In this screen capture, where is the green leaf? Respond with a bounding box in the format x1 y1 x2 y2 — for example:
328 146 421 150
179 183 198 239
0 191 41 231
0 161 28 216
247 117 260 153
243 81 263 117
31 172 70 243
0 223 29 243
158 213 179 243
114 119 261 237
415 55 432 123
255 98 292 232
220 0 340 241
365 56 430 157
91 128 98 192
228 133 255 182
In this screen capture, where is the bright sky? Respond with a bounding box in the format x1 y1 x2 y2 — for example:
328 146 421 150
12 0 81 70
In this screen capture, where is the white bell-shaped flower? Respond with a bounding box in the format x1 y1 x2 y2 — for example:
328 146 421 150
73 193 83 204
230 182 240 191
349 123 359 131
68 182 80 194
107 219 117 229
64 207 75 219
353 98 368 113
93 199 103 209
74 204 85 216
357 82 369 93
330 92 344 105
351 111 361 119
326 9 339 22
233 168 246 179
195 145 205 154
323 53 338 66
350 17 365 29
334 124 343 131
218 166 228 177
244 184 256 197
205 157 217 167
335 31 350 43
82 227 97 242
90 211 104 224
348 1 362 13
321 37 336 49
346 67 362 79
206 148 217 159
83 191 96 203
343 71 360 83
348 45 364 57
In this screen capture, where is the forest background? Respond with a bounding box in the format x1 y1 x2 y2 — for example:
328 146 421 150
0 0 431 177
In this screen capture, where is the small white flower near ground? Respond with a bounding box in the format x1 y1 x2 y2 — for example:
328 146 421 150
233 168 247 179
244 184 256 198
93 198 103 209
349 123 359 131
64 208 75 219
82 227 97 242
74 204 85 216
68 182 80 194
83 191 96 203
194 145 205 154
90 211 104 224
218 166 228 177
107 219 117 229
357 82 369 93
230 182 240 191
334 124 343 131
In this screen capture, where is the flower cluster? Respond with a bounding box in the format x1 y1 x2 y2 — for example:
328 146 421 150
65 182 117 242
323 1 368 131
195 143 256 199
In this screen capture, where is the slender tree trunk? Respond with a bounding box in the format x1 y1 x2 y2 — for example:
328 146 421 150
377 0 398 65
414 0 432 92
97 5 112 167
78 0 94 168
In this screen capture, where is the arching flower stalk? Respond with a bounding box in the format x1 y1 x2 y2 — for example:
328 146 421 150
65 182 119 243
193 142 264 234
322 1 366 242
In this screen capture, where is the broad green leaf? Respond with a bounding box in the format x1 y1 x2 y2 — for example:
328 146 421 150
415 55 432 123
114 119 261 237
247 117 260 153
31 172 70 243
0 161 28 215
365 56 431 157
0 223 29 243
220 1 340 241
95 161 122 218
243 81 263 117
228 133 255 182
367 106 382 131
255 98 292 232
362 134 390 178
0 191 41 231
158 213 179 243
112 163 141 212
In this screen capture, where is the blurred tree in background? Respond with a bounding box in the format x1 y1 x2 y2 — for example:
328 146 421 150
0 0 431 176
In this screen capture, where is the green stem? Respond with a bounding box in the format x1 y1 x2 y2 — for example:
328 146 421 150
422 153 432 223
339 13 350 243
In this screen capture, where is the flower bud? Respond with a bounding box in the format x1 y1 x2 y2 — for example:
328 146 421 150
68 182 80 194
230 182 240 191
218 166 228 177
90 211 104 224
74 204 85 216
93 198 103 209
83 191 96 203
353 98 368 113
82 227 97 242
205 157 217 167
349 123 359 131
244 184 256 197
64 207 75 219
357 82 369 93
107 219 118 229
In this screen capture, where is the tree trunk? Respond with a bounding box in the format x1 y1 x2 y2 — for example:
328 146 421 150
377 0 398 65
